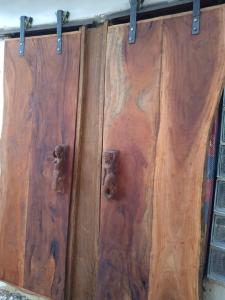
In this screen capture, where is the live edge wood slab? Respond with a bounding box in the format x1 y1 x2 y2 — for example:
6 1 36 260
95 5 225 300
0 32 80 299
148 6 225 300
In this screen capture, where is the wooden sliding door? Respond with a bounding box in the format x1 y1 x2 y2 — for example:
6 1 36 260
96 6 225 300
0 32 81 299
96 20 162 299
149 7 225 300
2 4 225 300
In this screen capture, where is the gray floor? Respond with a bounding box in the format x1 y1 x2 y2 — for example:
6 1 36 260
0 282 48 300
203 279 225 300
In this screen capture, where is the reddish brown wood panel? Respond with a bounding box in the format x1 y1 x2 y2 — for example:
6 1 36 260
149 6 225 300
97 21 163 299
0 32 80 299
0 43 33 286
66 24 108 300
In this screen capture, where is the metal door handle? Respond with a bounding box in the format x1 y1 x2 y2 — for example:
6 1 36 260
102 150 119 200
52 144 68 193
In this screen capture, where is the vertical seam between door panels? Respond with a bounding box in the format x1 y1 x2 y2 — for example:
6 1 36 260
65 27 86 300
148 18 164 300
98 22 108 240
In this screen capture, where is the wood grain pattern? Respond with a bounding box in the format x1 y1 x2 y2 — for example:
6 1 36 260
2 5 225 300
149 7 225 300
0 42 33 286
0 32 80 300
66 24 108 300
65 26 87 300
97 21 163 299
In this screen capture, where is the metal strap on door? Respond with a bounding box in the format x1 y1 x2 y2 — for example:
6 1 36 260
19 10 69 56
18 0 201 54
128 0 201 43
19 16 33 56
192 0 201 35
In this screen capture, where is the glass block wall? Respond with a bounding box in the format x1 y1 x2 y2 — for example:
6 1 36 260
208 92 225 283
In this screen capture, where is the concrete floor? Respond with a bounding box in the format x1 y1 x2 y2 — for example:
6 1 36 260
0 281 49 300
203 279 225 300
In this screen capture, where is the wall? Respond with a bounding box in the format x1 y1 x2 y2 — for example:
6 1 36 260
0 0 191 33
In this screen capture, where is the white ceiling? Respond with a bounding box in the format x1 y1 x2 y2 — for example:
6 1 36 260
0 0 191 32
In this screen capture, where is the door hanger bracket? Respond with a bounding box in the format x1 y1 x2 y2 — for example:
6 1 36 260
19 16 33 56
56 10 70 54
128 0 143 44
192 0 200 35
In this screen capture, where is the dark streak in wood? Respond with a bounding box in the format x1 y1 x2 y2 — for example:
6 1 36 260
50 240 59 262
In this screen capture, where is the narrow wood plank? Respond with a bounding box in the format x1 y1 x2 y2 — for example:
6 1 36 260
65 26 86 300
97 20 163 299
0 41 33 286
22 33 80 299
149 7 225 300
67 24 108 300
